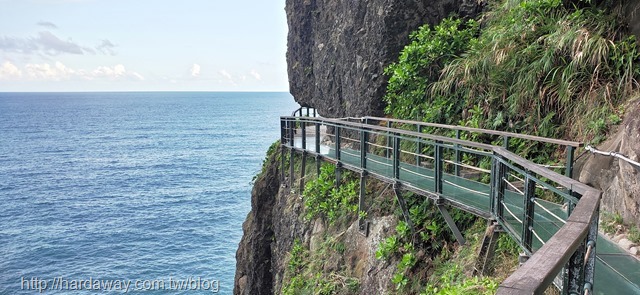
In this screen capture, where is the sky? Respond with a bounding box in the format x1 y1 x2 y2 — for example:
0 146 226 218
0 0 290 92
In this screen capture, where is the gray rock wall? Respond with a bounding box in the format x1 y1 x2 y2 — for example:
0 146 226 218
285 0 481 118
578 100 640 226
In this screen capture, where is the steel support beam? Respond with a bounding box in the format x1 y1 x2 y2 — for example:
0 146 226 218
299 151 307 195
358 172 369 236
393 184 415 240
474 220 502 276
436 198 465 246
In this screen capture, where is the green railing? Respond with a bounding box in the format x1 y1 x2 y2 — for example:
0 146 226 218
280 114 601 295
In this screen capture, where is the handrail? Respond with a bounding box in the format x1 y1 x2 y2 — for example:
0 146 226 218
494 148 593 195
280 115 601 294
585 145 640 169
291 106 319 117
282 116 497 151
493 147 601 294
363 116 583 148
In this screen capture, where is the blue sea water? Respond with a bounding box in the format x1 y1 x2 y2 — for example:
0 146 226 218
0 92 299 294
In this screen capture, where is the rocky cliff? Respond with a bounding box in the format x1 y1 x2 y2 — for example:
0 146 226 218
578 99 640 226
234 150 403 294
285 0 482 118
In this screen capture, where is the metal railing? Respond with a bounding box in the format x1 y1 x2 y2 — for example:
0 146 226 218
585 145 640 169
280 115 600 295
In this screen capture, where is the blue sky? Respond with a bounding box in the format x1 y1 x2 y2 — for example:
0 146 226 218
0 0 289 92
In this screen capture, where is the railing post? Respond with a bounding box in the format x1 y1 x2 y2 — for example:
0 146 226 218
563 243 586 295
434 141 443 194
300 152 307 194
455 130 461 177
503 136 510 150
522 173 536 253
493 154 506 220
565 146 575 178
490 156 497 214
301 120 306 150
335 126 342 186
393 135 400 179
583 202 599 295
280 119 286 182
280 119 285 145
386 121 392 158
335 126 341 161
360 128 368 169
315 122 321 176
289 123 295 190
417 125 423 167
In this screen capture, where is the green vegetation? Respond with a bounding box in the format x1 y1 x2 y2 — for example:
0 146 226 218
629 226 640 244
385 0 639 152
601 211 640 243
384 17 479 122
422 264 498 295
282 238 360 295
302 163 360 224
252 140 282 183
601 211 624 234
371 191 485 293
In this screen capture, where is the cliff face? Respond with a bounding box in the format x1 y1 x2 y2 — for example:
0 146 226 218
578 100 640 226
234 151 401 294
234 152 280 295
285 0 482 118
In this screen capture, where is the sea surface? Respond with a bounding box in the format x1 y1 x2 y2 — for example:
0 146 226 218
0 92 299 294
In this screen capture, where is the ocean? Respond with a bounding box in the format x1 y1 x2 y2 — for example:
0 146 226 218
0 92 299 294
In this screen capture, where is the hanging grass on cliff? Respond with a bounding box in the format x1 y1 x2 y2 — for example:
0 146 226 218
384 0 640 145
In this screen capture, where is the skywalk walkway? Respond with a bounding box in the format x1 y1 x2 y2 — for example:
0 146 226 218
280 108 639 295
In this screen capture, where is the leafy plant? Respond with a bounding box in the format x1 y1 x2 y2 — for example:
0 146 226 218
601 211 624 235
383 17 480 121
303 163 359 223
375 236 399 260
628 226 640 244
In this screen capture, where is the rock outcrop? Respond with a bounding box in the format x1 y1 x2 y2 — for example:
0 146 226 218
234 152 280 295
233 150 401 294
285 0 482 118
578 100 640 227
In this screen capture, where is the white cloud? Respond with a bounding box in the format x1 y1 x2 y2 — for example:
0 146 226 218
218 69 237 86
219 69 232 80
131 72 145 81
0 61 144 81
190 63 201 77
0 61 22 79
96 39 117 55
36 31 85 55
37 21 58 29
250 69 262 81
0 31 114 56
